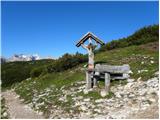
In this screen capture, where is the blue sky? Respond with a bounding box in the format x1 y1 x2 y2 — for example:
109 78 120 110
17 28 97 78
2 1 158 58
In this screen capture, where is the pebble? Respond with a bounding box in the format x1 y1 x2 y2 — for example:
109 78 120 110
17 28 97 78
80 105 88 111
95 99 104 103
100 90 108 97
115 92 121 98
84 98 90 102
127 79 135 83
3 112 8 117
83 89 89 94
94 109 101 113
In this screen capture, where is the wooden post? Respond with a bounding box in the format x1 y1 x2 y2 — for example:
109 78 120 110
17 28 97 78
86 71 92 89
105 73 110 92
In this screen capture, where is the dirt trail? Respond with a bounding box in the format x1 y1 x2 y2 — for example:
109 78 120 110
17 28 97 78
1 90 44 119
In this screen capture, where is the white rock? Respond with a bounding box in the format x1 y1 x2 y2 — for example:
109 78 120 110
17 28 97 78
115 92 121 98
94 109 101 113
141 61 144 64
77 96 83 100
83 89 89 94
3 112 7 117
124 82 133 89
84 98 90 102
149 98 156 103
147 88 156 95
154 71 159 76
127 79 135 83
38 112 43 115
139 89 147 96
137 77 142 81
128 94 135 98
138 70 141 74
95 99 104 103
75 101 80 106
100 90 108 97
80 105 88 111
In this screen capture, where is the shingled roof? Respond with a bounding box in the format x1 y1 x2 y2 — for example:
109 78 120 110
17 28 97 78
76 32 105 47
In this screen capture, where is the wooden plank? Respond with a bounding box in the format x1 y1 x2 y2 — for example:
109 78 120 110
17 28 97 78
95 64 130 74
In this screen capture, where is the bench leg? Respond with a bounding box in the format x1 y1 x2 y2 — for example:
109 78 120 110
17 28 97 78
86 71 92 89
93 77 97 88
105 73 110 93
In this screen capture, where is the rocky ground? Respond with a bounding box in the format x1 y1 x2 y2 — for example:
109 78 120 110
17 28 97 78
7 71 158 119
50 72 159 119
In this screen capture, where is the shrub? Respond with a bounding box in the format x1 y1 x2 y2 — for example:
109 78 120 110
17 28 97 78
30 67 45 78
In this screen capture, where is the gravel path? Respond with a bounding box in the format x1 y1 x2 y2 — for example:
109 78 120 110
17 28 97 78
1 90 44 119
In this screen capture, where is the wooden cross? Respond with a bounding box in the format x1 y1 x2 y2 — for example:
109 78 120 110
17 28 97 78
76 32 105 71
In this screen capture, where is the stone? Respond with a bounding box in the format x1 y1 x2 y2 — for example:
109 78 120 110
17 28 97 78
80 105 88 111
148 98 156 103
128 94 135 98
3 112 7 117
95 99 104 103
94 108 101 113
75 101 81 106
100 90 108 97
77 96 83 100
154 71 159 76
139 89 147 96
137 77 142 81
83 89 89 94
147 88 156 95
84 98 90 102
38 112 43 115
128 70 133 74
127 79 135 83
124 82 133 89
115 92 121 98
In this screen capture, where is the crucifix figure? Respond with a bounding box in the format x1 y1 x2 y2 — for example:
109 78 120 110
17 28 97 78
76 32 104 89
80 37 98 71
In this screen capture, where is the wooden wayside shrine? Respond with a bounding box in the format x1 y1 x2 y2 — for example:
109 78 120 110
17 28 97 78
76 32 130 96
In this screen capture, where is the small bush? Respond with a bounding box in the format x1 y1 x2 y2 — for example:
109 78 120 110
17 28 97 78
30 67 45 78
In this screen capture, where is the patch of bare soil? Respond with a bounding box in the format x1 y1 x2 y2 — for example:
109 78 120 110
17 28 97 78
1 90 44 119
127 103 159 119
140 41 159 51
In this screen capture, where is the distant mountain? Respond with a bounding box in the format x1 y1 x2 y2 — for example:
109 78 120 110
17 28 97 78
2 54 55 62
7 54 41 62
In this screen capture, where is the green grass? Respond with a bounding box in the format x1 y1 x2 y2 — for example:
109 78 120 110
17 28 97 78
95 45 158 81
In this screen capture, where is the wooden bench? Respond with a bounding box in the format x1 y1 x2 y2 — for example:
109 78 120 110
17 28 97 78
85 64 130 93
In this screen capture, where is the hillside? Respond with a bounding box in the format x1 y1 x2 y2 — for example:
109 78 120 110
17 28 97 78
1 25 159 118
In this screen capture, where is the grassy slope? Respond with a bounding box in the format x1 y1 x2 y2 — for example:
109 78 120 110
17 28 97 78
13 42 159 118
1 59 55 88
